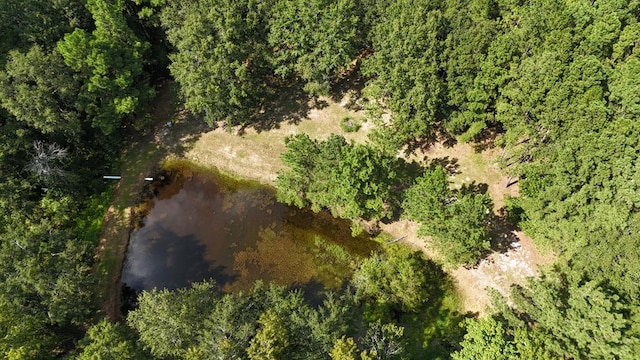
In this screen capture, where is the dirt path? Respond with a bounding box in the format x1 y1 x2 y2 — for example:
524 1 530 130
93 82 182 321
93 202 133 321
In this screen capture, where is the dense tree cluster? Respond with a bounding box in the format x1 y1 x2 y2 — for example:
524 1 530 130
157 0 360 126
112 247 446 360
1 0 639 358
454 270 640 359
0 0 152 357
276 134 410 228
403 166 493 265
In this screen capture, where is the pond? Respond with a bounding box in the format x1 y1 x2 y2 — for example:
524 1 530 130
121 162 378 297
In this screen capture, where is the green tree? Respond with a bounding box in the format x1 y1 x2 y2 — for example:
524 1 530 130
423 192 492 265
197 288 265 359
456 269 640 359
452 316 553 360
277 134 407 225
0 194 97 358
331 337 359 360
441 0 498 140
160 0 272 126
0 0 87 64
361 320 405 360
275 134 321 208
290 292 354 357
0 301 55 360
401 166 449 224
609 57 640 120
452 316 516 360
127 281 218 358
352 247 434 312
268 0 359 95
363 0 446 148
403 166 492 265
57 0 153 135
508 271 640 359
0 45 82 137
247 310 290 360
75 320 147 360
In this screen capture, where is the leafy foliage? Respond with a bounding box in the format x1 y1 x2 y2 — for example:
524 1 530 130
362 0 446 148
128 282 361 360
277 134 409 224
352 247 435 312
0 45 82 136
403 166 492 265
127 281 218 358
454 269 640 359
75 320 148 360
160 0 272 126
58 0 154 135
268 0 359 95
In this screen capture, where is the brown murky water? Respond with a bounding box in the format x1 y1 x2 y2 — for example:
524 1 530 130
121 163 377 294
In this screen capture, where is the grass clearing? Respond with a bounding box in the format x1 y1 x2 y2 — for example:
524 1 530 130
184 95 371 184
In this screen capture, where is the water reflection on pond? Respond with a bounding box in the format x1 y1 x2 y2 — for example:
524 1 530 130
121 164 377 295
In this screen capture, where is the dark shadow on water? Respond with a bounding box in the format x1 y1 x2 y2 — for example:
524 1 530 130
120 283 139 316
296 279 330 308
122 226 238 293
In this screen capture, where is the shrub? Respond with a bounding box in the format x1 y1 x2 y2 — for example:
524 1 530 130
340 116 361 133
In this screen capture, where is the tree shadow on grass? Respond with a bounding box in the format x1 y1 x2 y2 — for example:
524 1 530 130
239 83 329 134
399 263 475 359
328 63 368 108
429 156 460 176
403 130 458 157
471 124 505 153
488 209 521 254
457 180 488 196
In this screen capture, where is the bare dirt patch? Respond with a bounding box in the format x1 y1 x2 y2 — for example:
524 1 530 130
450 231 554 314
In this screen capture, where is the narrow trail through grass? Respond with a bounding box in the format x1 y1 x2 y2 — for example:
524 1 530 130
93 83 178 321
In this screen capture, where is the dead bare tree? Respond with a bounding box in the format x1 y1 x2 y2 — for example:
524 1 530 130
27 141 68 178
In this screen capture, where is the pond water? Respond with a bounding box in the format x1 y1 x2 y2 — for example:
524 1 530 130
121 163 378 295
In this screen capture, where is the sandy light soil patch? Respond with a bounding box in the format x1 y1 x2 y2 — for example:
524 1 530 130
449 232 553 314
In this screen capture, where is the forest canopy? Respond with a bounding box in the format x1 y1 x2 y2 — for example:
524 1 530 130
0 0 639 358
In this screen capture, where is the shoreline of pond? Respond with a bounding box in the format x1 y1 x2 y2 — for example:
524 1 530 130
118 159 379 311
